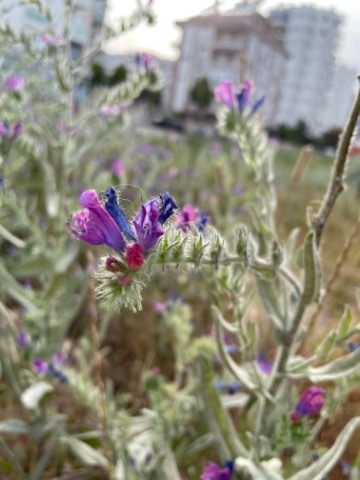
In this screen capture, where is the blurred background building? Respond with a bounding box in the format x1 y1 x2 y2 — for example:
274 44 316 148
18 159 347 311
168 2 287 126
268 4 355 135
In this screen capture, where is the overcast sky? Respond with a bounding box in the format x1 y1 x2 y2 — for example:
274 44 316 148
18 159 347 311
106 0 360 71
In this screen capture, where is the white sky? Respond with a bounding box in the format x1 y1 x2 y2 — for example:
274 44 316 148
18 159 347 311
105 0 360 70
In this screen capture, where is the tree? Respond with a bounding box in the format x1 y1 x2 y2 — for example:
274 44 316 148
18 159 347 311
108 65 128 86
90 63 107 87
189 77 213 111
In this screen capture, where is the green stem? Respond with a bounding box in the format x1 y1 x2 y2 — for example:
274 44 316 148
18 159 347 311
313 78 360 247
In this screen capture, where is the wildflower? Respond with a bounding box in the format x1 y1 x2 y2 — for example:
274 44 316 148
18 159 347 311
235 79 251 111
158 192 177 224
214 80 235 109
111 157 125 176
68 188 176 261
125 243 145 270
32 358 49 374
175 204 209 233
67 189 126 252
134 198 164 252
0 121 22 140
290 386 325 423
104 187 136 242
17 330 30 349
176 204 199 232
152 301 167 313
214 79 265 115
256 351 272 374
201 460 233 480
105 256 126 273
4 74 24 92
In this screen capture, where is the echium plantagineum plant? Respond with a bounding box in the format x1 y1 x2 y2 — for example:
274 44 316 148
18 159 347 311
64 73 360 479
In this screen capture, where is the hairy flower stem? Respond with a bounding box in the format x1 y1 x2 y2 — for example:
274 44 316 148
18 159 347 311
313 78 360 247
88 252 115 479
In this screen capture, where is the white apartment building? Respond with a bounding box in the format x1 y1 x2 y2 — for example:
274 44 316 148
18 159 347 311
268 5 344 135
170 6 287 126
320 63 357 132
0 0 106 51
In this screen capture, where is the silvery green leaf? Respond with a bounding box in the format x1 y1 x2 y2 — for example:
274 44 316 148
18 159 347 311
284 228 300 264
315 329 336 360
21 382 54 410
256 278 284 331
235 457 283 480
211 305 239 333
336 305 353 338
289 417 360 480
302 231 321 304
289 347 360 381
60 436 108 467
0 419 30 434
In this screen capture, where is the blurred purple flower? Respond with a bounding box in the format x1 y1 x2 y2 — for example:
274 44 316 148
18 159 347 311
214 80 235 109
201 461 233 480
233 185 244 196
290 386 326 423
214 78 265 116
176 204 199 232
235 79 251 111
67 189 126 252
256 351 272 374
33 358 49 374
176 203 209 233
17 330 30 349
4 74 24 92
152 301 167 313
0 121 22 140
111 157 125 176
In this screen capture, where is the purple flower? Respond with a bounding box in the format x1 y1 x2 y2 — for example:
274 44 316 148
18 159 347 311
235 79 251 111
67 189 126 252
134 198 164 252
4 74 24 92
256 351 272 374
68 188 176 257
291 386 326 422
250 94 266 115
175 203 208 233
17 330 30 349
214 80 235 109
201 461 233 480
111 157 125 176
175 204 199 232
214 79 264 116
0 121 22 140
157 192 177 224
152 301 167 313
32 358 49 374
104 187 136 242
